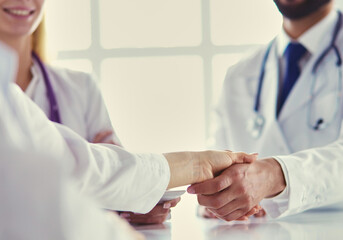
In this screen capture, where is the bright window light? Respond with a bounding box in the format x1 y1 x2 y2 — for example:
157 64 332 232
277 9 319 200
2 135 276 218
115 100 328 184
45 0 91 51
45 1 288 152
51 59 93 74
99 0 202 48
210 0 282 45
100 56 205 152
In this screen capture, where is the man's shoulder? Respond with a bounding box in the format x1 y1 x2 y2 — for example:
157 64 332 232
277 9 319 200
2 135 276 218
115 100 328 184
226 45 268 79
220 44 271 96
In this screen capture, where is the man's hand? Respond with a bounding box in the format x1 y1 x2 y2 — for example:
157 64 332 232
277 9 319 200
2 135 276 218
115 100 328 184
188 158 286 221
118 198 181 225
198 205 263 220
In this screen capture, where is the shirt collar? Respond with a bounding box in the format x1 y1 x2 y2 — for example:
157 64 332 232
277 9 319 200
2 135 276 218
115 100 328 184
276 10 338 57
25 58 41 97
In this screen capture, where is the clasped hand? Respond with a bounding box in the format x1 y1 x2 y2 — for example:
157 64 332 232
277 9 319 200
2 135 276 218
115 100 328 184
188 158 286 221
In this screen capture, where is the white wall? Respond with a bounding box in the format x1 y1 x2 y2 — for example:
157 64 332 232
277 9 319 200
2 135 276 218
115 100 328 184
45 0 341 152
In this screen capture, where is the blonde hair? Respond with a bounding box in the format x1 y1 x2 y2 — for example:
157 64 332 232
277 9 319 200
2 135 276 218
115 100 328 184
31 16 48 63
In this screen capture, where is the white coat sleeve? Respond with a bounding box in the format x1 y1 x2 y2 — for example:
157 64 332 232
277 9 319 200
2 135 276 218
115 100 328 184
261 137 343 218
0 149 141 240
84 74 122 146
56 123 170 212
0 69 140 239
10 84 170 214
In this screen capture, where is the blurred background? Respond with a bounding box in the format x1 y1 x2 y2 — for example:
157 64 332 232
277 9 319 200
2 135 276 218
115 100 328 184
45 0 343 153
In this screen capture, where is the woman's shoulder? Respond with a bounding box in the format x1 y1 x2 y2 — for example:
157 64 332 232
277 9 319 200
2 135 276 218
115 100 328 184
45 65 97 91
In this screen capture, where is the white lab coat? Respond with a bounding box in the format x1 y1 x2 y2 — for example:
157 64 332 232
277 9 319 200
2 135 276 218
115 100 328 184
210 11 343 218
0 43 139 240
9 83 170 213
26 60 121 145
0 48 170 215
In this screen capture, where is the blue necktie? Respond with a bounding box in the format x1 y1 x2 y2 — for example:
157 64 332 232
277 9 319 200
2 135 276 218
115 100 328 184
277 42 307 117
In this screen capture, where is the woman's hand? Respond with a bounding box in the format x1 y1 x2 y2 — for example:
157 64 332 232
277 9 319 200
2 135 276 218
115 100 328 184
92 130 122 146
164 150 258 189
119 198 181 225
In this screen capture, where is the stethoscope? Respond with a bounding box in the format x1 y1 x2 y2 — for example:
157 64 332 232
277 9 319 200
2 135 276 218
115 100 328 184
247 11 343 139
32 52 61 124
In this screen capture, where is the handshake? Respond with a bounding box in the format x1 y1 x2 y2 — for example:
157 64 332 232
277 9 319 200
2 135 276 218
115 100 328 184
120 150 286 224
166 150 286 222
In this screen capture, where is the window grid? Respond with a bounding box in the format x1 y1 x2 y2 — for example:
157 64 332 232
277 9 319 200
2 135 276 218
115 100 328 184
55 0 260 139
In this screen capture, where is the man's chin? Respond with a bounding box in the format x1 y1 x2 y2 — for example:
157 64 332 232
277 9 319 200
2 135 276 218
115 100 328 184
273 0 331 20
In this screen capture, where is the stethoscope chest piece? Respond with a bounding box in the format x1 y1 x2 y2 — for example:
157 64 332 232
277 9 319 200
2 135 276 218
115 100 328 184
246 113 265 139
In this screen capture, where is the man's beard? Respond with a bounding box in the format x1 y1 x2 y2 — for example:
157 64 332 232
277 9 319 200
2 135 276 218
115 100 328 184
273 0 331 19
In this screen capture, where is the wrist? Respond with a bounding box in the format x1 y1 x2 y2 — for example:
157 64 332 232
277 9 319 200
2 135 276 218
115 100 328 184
164 151 200 188
261 158 286 198
194 151 215 183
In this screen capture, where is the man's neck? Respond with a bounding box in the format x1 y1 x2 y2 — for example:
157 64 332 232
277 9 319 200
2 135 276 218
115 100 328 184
282 2 334 40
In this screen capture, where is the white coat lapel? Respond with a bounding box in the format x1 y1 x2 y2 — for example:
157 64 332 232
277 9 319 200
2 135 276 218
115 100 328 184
277 50 334 121
278 22 343 121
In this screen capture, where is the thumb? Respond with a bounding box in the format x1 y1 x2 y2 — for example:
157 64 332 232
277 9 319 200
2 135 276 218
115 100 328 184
227 151 258 164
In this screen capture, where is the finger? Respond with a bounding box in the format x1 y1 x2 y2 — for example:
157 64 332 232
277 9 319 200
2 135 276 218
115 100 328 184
203 207 218 219
236 216 249 221
92 130 113 143
237 206 259 221
119 212 133 219
197 205 217 218
208 198 244 219
123 209 171 225
197 187 236 209
93 131 113 143
93 131 110 143
228 152 258 164
254 208 266 218
146 205 170 215
188 169 233 195
163 197 181 209
247 206 260 217
220 207 251 222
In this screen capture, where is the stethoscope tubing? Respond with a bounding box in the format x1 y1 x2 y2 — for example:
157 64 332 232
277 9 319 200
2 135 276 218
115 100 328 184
32 52 61 124
253 11 343 132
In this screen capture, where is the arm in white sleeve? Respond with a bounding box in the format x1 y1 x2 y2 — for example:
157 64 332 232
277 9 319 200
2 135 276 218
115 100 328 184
261 138 343 218
10 84 170 213
0 149 142 240
56 123 170 213
1 70 141 239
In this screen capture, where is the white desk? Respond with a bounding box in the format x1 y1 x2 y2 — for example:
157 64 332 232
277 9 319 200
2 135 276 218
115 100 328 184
135 194 343 240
